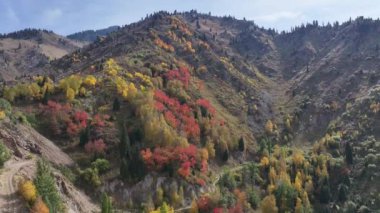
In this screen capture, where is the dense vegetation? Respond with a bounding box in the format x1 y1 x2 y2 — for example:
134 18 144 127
0 10 379 212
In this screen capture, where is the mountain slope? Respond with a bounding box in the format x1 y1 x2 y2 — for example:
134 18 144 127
1 11 379 212
67 26 120 42
0 29 86 81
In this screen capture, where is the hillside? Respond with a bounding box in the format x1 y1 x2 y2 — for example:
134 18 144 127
0 11 379 212
0 29 86 81
67 26 120 42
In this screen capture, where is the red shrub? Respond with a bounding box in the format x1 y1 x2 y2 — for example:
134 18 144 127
165 67 191 88
85 139 106 154
164 111 179 128
196 178 206 186
213 208 224 213
197 196 212 212
196 98 216 116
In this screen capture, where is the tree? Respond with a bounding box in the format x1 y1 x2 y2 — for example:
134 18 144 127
83 75 97 87
222 149 229 162
66 88 75 101
150 202 174 213
265 120 274 135
34 160 62 212
319 185 331 204
189 199 198 213
345 142 353 165
112 97 120 111
261 195 278 213
295 197 303 213
18 180 37 203
101 193 112 213
79 127 90 147
0 140 10 167
31 197 50 213
238 137 245 152
338 184 348 202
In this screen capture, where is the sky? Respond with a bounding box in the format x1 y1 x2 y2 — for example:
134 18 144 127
0 0 379 35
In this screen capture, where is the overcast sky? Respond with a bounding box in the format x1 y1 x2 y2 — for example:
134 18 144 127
0 0 379 35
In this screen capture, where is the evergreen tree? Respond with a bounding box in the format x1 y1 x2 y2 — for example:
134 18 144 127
34 160 62 212
338 184 348 202
238 136 245 152
101 193 112 213
345 142 353 165
79 127 90 147
222 149 229 162
112 97 120 111
319 185 331 204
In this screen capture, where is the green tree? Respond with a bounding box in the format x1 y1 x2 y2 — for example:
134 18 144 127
0 140 10 167
345 142 353 165
319 185 331 204
101 193 112 213
238 137 245 152
112 97 120 111
79 127 90 147
338 184 348 202
34 160 63 212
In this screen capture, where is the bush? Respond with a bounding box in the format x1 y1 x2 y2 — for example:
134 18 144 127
0 140 10 167
31 197 49 213
247 189 260 209
18 180 37 203
0 98 12 114
81 167 101 187
91 158 110 174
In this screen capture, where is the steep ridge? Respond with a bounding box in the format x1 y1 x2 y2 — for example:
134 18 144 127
0 29 86 81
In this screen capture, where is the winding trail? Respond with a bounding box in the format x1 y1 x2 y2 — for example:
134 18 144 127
0 159 34 213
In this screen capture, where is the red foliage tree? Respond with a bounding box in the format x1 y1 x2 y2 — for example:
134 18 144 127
196 98 216 116
197 196 212 212
85 139 106 154
165 67 191 88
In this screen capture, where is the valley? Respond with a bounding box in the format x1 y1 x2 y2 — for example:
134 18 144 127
0 11 379 213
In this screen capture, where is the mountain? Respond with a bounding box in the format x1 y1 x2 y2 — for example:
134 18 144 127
0 11 379 212
0 29 86 81
67 26 120 42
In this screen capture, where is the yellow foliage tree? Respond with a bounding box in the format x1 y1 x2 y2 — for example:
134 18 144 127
261 195 278 213
127 83 137 100
104 58 121 76
292 150 305 167
150 202 174 213
83 75 97 87
19 180 37 202
66 88 76 101
294 172 303 193
0 111 5 120
260 156 270 167
295 197 303 213
269 167 276 184
31 197 49 213
189 199 198 213
265 120 274 134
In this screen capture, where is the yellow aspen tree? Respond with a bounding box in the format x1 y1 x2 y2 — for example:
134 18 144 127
261 195 278 213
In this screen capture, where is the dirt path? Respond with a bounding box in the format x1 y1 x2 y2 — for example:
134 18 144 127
0 159 34 213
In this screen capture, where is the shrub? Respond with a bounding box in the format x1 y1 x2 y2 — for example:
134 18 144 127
0 140 10 167
31 197 49 213
18 180 37 203
91 158 110 174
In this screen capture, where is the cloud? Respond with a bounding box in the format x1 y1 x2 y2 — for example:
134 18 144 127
253 11 303 22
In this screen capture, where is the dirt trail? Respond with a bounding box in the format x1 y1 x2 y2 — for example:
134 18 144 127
0 159 34 213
